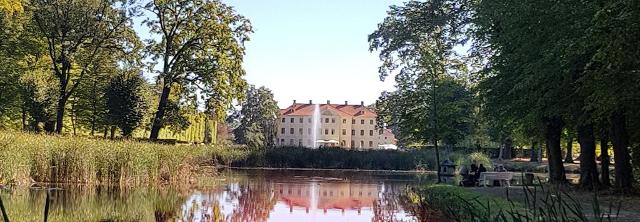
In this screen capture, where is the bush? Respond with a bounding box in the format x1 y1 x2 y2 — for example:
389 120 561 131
231 146 435 170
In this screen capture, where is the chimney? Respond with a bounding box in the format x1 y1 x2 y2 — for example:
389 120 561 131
360 101 364 106
293 100 296 104
327 100 330 104
309 100 312 104
344 101 348 105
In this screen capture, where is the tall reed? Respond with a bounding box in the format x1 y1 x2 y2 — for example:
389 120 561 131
0 130 245 185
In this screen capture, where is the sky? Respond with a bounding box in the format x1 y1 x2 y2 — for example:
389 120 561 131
221 0 403 108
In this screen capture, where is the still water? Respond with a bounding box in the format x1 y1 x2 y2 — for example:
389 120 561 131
1 169 434 221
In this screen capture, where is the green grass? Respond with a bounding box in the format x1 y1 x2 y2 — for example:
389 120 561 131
404 184 621 222
0 130 248 185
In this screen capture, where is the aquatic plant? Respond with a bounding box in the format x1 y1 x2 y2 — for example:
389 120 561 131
0 130 248 185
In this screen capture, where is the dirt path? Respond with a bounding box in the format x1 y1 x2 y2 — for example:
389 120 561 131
469 186 640 221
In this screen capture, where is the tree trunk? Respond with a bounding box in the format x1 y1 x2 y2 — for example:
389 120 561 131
504 138 513 159
150 85 172 140
564 132 574 163
21 104 27 131
600 128 611 187
55 91 67 134
577 124 599 189
110 126 116 140
544 116 567 184
530 141 539 162
434 138 441 183
610 110 633 191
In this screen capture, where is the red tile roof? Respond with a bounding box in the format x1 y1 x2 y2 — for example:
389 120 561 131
280 103 377 118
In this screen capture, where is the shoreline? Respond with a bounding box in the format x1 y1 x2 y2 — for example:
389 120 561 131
222 166 436 174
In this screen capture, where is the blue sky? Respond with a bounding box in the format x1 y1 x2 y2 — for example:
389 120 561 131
135 0 403 108
222 0 402 108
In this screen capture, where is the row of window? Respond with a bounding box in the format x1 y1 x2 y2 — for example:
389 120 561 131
281 117 375 125
278 139 379 148
280 128 378 136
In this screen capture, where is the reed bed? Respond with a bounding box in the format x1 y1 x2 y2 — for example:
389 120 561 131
0 130 246 186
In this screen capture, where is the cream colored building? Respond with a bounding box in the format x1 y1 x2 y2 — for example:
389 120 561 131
276 100 396 149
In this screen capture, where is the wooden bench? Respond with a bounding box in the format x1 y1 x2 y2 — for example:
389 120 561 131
479 172 513 187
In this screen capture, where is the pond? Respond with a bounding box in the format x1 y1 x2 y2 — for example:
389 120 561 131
0 169 438 221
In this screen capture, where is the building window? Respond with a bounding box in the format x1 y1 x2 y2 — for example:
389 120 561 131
281 128 285 134
331 118 335 123
290 128 294 134
351 140 355 147
361 119 365 124
385 137 387 140
280 139 285 144
379 129 384 135
360 141 364 148
308 128 311 135
369 130 374 136
351 130 355 136
360 130 364 136
369 141 373 147
331 129 335 135
281 118 285 123
341 140 346 146
290 139 294 145
299 128 303 135
342 119 346 124
325 129 329 135
352 119 355 124
290 118 294 123
300 118 303 123
308 118 311 123
342 129 346 135
299 139 303 146
325 118 329 123
370 120 374 125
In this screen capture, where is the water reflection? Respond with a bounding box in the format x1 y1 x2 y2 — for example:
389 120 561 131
1 169 430 222
180 170 423 221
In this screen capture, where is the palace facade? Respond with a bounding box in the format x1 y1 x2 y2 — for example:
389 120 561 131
276 100 396 149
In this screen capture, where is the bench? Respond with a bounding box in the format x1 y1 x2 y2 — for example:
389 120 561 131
479 172 513 187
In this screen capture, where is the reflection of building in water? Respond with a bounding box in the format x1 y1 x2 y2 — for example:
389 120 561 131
273 182 380 213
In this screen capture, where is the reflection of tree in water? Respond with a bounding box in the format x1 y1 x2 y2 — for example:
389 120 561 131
227 180 278 222
372 185 411 222
176 178 278 222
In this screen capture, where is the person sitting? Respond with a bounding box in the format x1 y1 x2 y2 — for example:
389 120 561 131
459 165 476 187
493 164 507 186
476 164 487 179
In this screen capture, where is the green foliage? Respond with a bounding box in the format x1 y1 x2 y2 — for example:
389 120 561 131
405 184 620 222
231 147 444 171
232 85 279 148
29 0 141 133
105 73 147 137
0 130 244 185
145 0 252 139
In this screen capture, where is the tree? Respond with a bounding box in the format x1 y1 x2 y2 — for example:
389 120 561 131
232 86 279 148
370 0 474 181
29 0 139 134
144 0 252 140
105 72 148 138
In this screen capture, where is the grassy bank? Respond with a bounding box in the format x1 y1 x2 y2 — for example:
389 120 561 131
0 130 248 186
405 184 620 222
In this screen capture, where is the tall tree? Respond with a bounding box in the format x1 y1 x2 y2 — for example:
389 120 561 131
144 0 252 140
105 72 148 138
232 86 279 148
29 0 139 134
370 1 474 181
